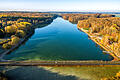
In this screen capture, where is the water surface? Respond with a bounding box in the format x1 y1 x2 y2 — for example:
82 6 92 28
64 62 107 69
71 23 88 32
3 17 113 61
1 66 120 80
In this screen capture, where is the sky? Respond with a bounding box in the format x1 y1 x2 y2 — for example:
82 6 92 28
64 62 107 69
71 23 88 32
0 0 120 12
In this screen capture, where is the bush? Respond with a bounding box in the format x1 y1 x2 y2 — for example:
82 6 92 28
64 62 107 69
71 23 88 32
11 35 20 45
2 43 12 49
5 25 17 34
0 39 10 45
15 30 26 38
17 19 26 23
83 28 89 30
17 22 32 33
116 72 120 77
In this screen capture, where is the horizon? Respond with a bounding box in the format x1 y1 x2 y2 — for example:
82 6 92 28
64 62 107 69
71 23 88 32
0 10 120 13
0 0 120 12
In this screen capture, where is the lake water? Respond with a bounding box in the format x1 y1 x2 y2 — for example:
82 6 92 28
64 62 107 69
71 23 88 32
3 17 113 61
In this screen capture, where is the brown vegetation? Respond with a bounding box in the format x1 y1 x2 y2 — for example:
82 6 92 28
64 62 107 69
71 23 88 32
0 13 55 49
62 13 115 23
77 17 120 58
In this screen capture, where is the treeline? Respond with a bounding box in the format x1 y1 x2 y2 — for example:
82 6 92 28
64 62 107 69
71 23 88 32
0 12 56 18
77 17 120 57
62 14 115 23
0 13 55 49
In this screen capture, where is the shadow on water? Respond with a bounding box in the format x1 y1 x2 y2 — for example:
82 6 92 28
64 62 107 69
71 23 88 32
5 66 81 80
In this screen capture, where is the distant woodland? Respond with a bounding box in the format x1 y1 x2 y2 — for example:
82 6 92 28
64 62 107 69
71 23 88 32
62 14 115 23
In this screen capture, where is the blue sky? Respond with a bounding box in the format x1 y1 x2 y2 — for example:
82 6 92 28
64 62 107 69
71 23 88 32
0 0 120 12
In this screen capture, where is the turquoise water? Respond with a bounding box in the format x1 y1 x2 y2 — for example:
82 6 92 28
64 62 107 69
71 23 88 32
3 17 113 61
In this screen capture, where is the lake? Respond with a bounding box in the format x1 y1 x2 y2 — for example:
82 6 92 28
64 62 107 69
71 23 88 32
3 17 113 61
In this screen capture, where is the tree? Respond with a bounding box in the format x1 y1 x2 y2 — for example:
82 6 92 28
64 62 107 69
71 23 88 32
5 26 17 34
15 30 26 38
2 43 12 49
10 35 20 45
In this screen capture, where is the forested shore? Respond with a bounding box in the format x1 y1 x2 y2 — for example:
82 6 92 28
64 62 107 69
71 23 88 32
0 12 56 55
62 13 120 60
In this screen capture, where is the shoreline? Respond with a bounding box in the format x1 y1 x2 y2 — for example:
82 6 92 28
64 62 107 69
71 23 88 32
0 30 34 61
0 17 119 62
0 18 54 61
78 27 120 61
